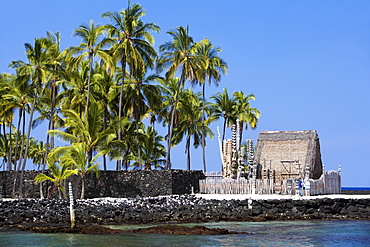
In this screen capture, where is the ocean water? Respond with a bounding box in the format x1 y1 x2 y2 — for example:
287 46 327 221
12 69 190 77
341 187 370 191
1 220 370 247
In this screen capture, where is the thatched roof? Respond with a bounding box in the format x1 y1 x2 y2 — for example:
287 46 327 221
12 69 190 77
254 130 323 182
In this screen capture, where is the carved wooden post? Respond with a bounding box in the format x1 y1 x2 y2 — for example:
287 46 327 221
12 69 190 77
69 182 75 228
231 124 237 179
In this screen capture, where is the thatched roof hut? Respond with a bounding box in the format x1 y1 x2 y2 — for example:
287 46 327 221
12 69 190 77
254 130 323 183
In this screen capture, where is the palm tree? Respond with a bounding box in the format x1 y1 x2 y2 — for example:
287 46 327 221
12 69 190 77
123 70 162 169
48 101 116 166
34 162 77 199
195 39 227 172
93 63 119 170
68 20 112 119
48 142 101 199
102 3 160 162
31 32 68 198
43 31 67 153
28 138 46 170
1 72 30 172
210 88 236 148
232 91 260 145
62 60 90 116
9 37 53 197
0 73 18 171
172 89 201 170
130 125 166 170
156 26 203 169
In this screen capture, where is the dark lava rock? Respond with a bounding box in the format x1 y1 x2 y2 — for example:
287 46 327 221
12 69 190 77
125 224 246 235
6 224 124 235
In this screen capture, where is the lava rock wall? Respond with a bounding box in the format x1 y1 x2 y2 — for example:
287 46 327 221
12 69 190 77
0 170 205 199
1 196 369 226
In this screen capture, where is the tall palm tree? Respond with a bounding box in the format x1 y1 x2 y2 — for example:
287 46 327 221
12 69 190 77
1 72 30 172
210 88 236 148
102 3 160 164
172 89 214 170
68 20 112 119
43 31 68 153
28 138 46 170
123 70 162 169
9 37 53 197
195 39 227 172
35 32 67 198
157 26 203 169
130 125 166 170
62 60 91 115
48 101 116 166
0 73 19 171
93 63 119 170
232 91 260 145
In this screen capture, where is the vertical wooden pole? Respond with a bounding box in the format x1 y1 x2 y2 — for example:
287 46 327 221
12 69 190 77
69 182 75 228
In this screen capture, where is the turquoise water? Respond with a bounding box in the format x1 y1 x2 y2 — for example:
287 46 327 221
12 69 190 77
1 220 370 246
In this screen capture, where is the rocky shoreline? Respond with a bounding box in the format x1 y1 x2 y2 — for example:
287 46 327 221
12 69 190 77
3 223 246 235
1 195 370 228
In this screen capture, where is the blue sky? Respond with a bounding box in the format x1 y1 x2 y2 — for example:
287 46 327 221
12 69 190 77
1 1 369 186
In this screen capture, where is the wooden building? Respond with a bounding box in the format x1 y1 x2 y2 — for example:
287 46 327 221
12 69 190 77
254 130 323 183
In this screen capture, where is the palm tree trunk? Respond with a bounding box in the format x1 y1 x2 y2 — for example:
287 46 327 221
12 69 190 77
201 83 206 172
84 53 94 120
3 122 11 171
166 77 184 169
16 109 26 172
239 121 244 147
18 94 37 198
222 118 227 150
186 136 191 171
12 108 26 197
103 108 108 171
135 119 142 170
117 56 127 171
13 109 23 171
80 175 85 199
50 79 58 150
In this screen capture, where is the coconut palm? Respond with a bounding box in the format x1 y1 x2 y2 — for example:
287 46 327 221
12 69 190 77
34 162 77 199
1 72 31 172
62 60 90 115
130 125 166 170
9 37 54 197
48 142 101 199
172 89 214 170
28 138 46 170
68 20 112 119
102 3 160 156
172 89 201 170
232 91 260 145
195 39 227 172
156 26 203 169
0 73 18 171
123 70 162 169
92 63 119 170
48 101 116 165
210 88 236 148
42 31 67 153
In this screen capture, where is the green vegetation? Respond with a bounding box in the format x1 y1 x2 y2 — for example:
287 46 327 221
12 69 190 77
0 2 259 198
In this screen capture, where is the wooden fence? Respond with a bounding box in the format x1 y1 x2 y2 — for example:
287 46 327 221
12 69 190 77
309 170 341 195
200 170 341 196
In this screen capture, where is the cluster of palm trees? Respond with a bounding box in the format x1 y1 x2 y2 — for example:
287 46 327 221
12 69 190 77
0 3 259 198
